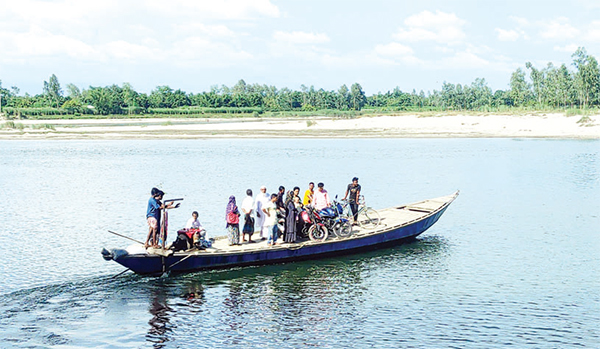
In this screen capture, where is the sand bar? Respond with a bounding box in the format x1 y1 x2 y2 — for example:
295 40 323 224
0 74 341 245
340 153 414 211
0 113 598 139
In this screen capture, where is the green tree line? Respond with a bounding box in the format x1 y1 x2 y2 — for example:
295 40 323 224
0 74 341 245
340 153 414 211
1 47 599 118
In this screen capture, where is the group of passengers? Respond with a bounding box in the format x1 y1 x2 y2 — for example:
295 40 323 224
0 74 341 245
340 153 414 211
224 177 361 247
144 177 361 250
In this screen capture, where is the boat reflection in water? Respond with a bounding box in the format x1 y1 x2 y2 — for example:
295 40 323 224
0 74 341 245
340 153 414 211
147 287 174 347
0 234 450 348
140 235 451 347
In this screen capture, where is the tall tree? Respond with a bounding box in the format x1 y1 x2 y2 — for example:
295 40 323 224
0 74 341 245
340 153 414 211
557 64 575 107
122 83 138 115
0 80 10 109
43 74 63 108
349 83 366 110
509 68 530 107
525 62 546 107
572 47 600 108
65 83 81 99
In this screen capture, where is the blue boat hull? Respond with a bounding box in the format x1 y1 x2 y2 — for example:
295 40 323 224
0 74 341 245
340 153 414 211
108 192 457 275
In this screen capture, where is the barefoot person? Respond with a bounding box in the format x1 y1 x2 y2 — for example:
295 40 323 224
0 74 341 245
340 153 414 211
343 177 361 223
255 186 270 240
145 188 176 248
225 196 241 246
263 194 279 246
241 189 255 242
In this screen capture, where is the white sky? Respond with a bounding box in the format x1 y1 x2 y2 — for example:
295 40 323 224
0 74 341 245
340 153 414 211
1 0 599 95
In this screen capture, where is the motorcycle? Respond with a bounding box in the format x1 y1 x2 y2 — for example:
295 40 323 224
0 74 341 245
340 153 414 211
298 205 325 240
305 197 352 242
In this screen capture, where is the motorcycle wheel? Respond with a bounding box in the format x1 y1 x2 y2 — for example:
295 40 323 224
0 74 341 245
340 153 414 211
308 224 328 242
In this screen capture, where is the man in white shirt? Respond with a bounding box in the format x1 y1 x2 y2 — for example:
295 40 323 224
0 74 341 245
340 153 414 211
241 189 255 242
185 211 206 243
262 194 279 246
255 186 270 240
186 211 203 229
313 182 331 210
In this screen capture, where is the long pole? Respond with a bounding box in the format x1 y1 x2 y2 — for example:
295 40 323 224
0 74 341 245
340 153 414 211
107 230 144 245
161 253 195 277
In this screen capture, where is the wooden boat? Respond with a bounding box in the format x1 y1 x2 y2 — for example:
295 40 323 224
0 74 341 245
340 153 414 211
102 191 458 275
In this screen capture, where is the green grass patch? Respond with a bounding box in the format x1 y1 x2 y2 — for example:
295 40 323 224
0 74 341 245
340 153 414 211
31 124 56 130
576 116 592 125
1 121 25 130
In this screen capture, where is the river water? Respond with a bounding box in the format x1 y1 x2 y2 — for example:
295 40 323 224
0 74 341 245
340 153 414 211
0 138 598 348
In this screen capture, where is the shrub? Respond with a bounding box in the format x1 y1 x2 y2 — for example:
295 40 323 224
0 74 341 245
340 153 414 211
577 116 592 125
1 121 25 130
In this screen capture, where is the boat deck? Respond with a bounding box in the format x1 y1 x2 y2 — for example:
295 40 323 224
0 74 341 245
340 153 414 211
152 193 456 257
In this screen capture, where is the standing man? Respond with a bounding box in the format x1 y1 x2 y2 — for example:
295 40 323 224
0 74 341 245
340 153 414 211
145 188 177 248
313 182 331 210
343 177 361 223
303 182 314 206
276 186 286 212
241 189 255 242
262 194 279 246
255 186 270 240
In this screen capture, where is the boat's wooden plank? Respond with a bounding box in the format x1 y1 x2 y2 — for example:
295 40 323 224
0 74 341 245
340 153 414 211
147 247 173 257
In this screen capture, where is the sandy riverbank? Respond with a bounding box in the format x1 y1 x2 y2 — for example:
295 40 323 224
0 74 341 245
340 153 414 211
0 113 598 139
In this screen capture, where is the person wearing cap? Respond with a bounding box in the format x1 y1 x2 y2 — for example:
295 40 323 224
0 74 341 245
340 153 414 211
255 186 270 240
145 188 177 248
343 177 361 223
313 182 331 210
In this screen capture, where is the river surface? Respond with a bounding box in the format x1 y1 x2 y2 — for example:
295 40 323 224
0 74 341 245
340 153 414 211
0 138 598 348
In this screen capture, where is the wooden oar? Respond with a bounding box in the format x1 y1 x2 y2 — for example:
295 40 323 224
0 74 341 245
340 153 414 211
108 230 144 245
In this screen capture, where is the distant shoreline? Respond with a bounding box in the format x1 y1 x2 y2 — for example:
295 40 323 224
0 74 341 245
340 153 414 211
0 113 598 140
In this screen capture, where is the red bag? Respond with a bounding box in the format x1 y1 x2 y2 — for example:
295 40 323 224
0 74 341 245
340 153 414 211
226 212 239 224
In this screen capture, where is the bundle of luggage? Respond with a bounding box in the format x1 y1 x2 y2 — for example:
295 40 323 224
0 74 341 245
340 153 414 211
170 228 212 251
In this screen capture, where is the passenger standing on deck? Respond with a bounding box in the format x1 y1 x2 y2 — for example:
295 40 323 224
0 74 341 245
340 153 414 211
263 194 279 246
303 182 314 206
293 195 303 235
276 186 286 212
276 185 287 236
285 193 299 243
292 186 301 202
225 196 241 246
313 182 331 210
145 188 176 248
343 177 362 224
284 189 294 207
241 189 255 243
255 186 269 240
